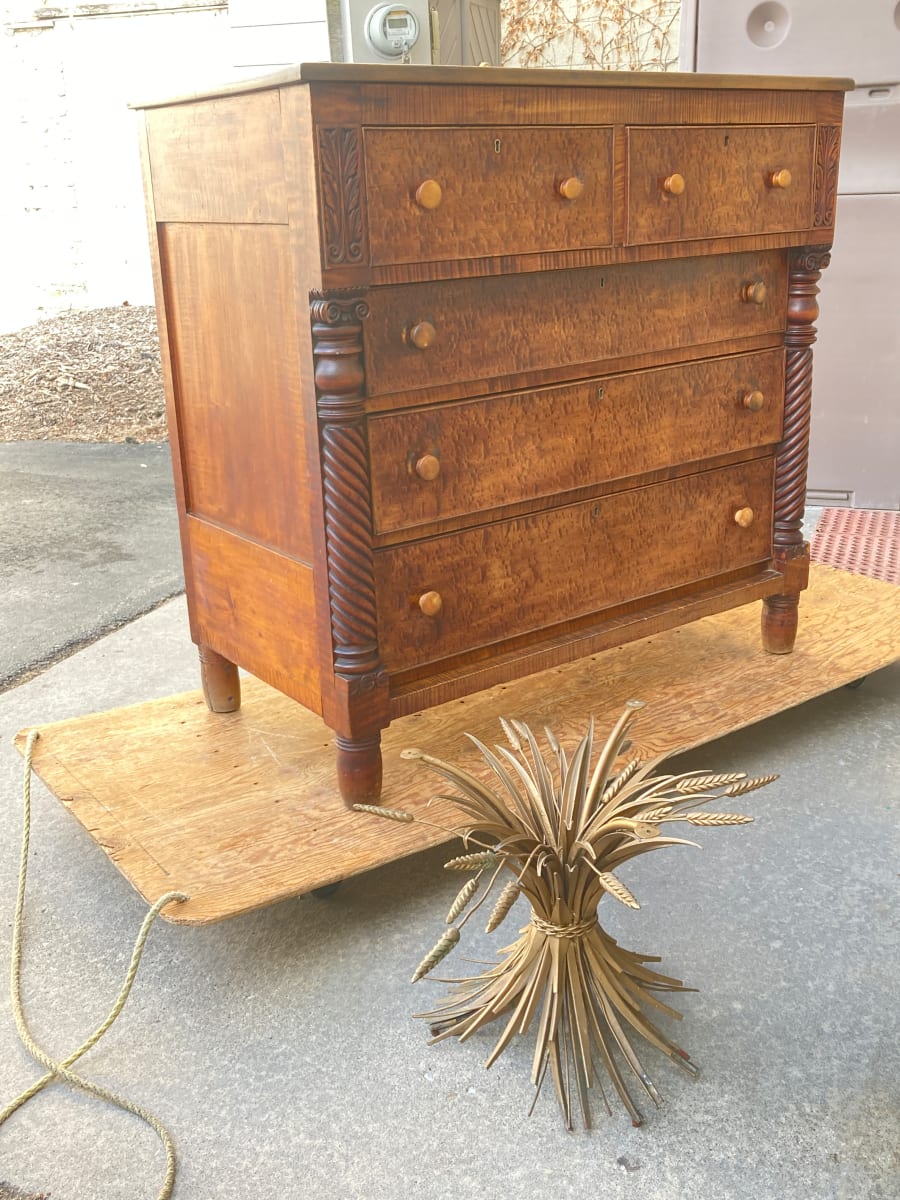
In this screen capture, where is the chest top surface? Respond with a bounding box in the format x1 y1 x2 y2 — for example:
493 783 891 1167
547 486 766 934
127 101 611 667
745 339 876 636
137 63 849 292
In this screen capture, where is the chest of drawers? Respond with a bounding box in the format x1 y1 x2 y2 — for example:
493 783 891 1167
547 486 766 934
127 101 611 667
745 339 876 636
135 63 849 807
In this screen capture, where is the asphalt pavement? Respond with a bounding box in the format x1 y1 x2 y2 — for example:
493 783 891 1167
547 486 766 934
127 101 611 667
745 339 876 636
0 440 183 689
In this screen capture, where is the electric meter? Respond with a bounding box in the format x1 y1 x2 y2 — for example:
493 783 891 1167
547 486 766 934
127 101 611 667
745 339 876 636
365 4 420 58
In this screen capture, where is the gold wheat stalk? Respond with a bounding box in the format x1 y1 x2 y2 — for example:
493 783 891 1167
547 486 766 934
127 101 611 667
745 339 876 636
445 852 503 871
678 812 755 826
446 877 481 923
725 774 780 797
587 866 641 909
456 859 508 931
352 801 497 851
674 773 748 793
411 927 460 983
395 705 772 1130
485 881 520 933
352 803 414 823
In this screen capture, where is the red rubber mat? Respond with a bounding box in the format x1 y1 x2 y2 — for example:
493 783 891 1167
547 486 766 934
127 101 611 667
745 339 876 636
811 508 900 585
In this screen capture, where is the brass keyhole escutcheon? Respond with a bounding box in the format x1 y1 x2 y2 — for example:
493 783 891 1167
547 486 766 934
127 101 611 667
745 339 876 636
418 590 443 617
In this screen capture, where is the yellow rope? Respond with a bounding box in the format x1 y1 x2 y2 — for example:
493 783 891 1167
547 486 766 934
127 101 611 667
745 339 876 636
2 729 189 1200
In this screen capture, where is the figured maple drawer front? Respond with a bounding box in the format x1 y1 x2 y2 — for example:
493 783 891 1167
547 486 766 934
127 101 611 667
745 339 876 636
363 127 613 266
626 125 815 245
364 251 787 398
369 348 784 534
375 458 774 672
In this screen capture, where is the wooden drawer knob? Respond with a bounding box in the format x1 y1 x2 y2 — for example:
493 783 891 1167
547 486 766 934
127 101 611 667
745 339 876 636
558 176 584 200
742 390 765 412
414 453 441 481
662 173 686 195
408 320 436 350
418 590 443 617
734 507 755 529
415 179 443 209
767 168 792 189
741 280 767 305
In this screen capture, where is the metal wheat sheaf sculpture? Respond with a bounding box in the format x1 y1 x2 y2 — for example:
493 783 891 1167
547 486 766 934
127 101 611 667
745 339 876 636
355 701 776 1130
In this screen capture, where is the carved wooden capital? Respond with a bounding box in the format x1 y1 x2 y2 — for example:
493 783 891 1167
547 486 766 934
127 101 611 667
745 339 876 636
318 127 367 267
785 246 831 348
311 289 370 421
310 292 370 327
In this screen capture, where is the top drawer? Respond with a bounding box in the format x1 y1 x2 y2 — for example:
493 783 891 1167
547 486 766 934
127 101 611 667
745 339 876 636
363 127 614 265
626 125 815 245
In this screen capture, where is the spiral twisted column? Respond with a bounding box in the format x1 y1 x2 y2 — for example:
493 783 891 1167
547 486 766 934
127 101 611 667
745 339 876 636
762 247 831 654
311 291 387 805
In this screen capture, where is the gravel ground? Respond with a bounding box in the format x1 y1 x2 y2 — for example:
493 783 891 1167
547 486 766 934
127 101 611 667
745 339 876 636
0 305 167 443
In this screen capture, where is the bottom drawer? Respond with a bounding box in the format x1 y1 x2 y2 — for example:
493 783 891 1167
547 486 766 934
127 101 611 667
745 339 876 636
375 458 773 673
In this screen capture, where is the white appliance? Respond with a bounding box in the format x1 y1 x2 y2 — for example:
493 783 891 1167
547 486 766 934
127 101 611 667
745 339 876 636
680 0 900 509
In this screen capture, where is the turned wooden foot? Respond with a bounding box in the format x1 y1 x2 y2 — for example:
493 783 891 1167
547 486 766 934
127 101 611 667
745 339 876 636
761 594 799 655
335 733 383 808
198 645 241 712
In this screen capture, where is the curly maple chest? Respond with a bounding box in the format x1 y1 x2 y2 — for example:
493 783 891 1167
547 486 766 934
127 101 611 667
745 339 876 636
135 63 849 806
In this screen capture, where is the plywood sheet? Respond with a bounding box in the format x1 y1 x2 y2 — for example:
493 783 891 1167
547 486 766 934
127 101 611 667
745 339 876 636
15 565 899 926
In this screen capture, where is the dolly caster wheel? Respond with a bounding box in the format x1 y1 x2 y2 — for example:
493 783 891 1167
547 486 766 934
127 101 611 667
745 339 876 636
844 676 868 690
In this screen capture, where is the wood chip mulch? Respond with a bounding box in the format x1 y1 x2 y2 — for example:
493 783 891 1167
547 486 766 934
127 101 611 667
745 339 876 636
0 305 168 443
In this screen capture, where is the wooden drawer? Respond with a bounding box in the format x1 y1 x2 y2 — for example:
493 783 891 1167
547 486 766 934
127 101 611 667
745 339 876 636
626 124 815 245
364 250 788 398
369 348 784 534
374 458 774 673
363 126 614 265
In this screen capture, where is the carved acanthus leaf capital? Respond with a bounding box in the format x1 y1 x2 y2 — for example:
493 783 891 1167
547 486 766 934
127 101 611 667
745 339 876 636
310 290 370 327
790 247 832 275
